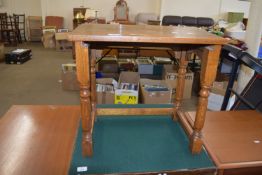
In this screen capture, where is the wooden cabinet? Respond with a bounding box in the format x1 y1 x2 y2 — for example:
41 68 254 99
73 7 87 29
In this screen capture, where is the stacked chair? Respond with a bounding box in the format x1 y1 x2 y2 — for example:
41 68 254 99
220 44 262 112
13 14 27 42
0 13 27 45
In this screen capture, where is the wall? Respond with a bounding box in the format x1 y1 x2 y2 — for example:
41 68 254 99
220 0 250 19
160 0 250 20
41 0 161 30
0 0 250 29
0 0 41 16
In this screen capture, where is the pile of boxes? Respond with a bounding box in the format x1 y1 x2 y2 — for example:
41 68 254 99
61 50 239 107
42 28 72 51
95 56 194 104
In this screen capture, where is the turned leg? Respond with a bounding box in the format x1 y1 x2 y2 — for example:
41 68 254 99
190 45 222 153
75 41 93 157
174 50 189 120
90 49 97 132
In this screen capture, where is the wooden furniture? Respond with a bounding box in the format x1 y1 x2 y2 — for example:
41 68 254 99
187 110 262 175
68 24 228 157
73 7 87 29
27 16 42 41
113 0 129 23
45 16 64 30
219 44 262 111
0 14 18 46
13 14 26 42
0 42 4 62
0 105 80 175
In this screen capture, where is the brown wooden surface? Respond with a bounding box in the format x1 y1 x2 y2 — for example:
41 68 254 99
97 108 173 116
0 105 80 175
186 110 262 171
68 24 228 44
71 24 228 156
219 166 262 175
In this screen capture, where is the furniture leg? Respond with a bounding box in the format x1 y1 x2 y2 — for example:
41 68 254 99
90 49 97 130
190 45 221 153
75 41 93 157
174 50 189 120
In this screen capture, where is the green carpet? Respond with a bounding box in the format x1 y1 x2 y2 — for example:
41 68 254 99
69 115 214 174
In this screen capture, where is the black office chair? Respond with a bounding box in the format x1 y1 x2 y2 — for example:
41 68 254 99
220 44 262 112
162 16 182 26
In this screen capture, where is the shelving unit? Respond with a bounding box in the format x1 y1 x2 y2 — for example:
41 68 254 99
28 16 42 41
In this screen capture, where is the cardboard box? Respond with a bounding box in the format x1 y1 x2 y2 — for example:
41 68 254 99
61 63 79 91
140 79 172 104
118 58 136 71
96 78 117 104
115 72 139 104
101 72 119 81
136 57 153 75
163 65 194 100
55 32 70 40
56 40 72 51
42 32 56 49
153 57 173 76
208 81 237 111
98 57 118 73
55 32 72 51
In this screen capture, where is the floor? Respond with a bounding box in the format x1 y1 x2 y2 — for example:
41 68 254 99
0 42 198 117
0 43 79 117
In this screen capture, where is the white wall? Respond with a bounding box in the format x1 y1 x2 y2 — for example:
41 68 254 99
160 0 221 20
41 0 161 30
160 0 250 21
0 0 41 16
220 0 250 19
0 0 251 30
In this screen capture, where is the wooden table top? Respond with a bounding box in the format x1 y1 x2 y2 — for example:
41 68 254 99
187 110 262 169
68 24 228 45
0 105 80 175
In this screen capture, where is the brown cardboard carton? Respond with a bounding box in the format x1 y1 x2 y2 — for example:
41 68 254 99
163 65 194 100
140 79 172 104
55 32 70 40
115 72 140 104
210 81 237 96
136 57 153 75
96 78 117 104
101 72 119 81
55 32 72 51
42 32 56 49
208 81 237 111
98 57 118 73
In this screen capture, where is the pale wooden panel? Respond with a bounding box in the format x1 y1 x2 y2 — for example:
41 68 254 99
97 108 173 116
69 24 228 45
